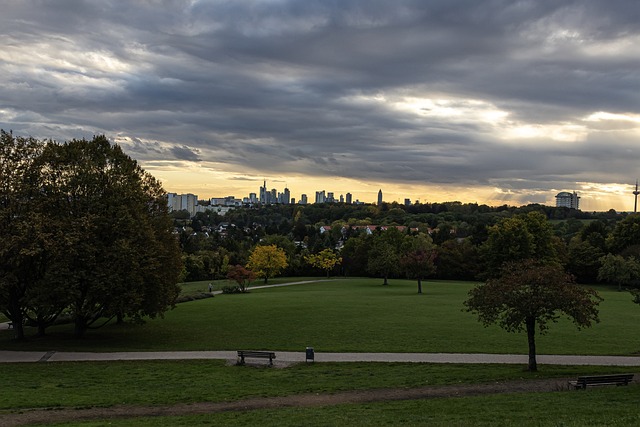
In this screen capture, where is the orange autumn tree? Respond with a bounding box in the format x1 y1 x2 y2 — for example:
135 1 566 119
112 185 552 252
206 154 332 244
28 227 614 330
246 244 288 284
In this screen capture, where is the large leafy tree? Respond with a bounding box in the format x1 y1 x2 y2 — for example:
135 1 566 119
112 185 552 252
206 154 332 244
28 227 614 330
0 131 47 339
367 241 399 285
400 233 437 294
246 244 288 284
609 214 640 254
305 249 342 278
597 254 640 292
482 212 557 277
37 136 182 337
464 260 601 371
367 228 404 285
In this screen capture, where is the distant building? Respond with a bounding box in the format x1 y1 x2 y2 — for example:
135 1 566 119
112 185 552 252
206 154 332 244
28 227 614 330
404 198 411 206
555 191 580 209
259 180 268 204
299 194 308 204
315 190 326 204
327 192 335 203
167 193 198 216
377 189 383 205
210 196 242 206
346 192 352 204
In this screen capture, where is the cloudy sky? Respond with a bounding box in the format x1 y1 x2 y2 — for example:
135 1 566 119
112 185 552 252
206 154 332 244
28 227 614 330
2 0 639 210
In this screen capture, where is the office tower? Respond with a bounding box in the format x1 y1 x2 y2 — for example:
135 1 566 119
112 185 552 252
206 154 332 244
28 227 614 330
283 187 291 204
300 194 308 204
378 189 383 205
555 191 580 209
259 180 267 204
315 190 326 203
346 192 352 204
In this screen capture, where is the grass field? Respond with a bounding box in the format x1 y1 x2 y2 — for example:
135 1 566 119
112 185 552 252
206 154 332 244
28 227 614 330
1 278 639 355
2 278 640 426
38 386 640 427
2 360 634 410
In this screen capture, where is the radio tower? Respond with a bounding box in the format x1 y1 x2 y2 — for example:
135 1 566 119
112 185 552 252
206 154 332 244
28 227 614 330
634 180 640 213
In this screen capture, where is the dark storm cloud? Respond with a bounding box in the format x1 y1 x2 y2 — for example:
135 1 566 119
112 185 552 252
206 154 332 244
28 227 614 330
1 0 639 204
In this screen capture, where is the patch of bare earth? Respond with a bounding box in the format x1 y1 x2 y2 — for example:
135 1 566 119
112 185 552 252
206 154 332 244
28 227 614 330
0 378 572 426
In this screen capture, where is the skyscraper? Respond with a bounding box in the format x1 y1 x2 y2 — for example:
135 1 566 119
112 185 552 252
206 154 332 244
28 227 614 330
346 192 352 204
377 189 383 205
259 180 267 204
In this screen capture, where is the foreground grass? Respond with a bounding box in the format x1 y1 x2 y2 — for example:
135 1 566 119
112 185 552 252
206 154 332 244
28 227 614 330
0 360 634 410
45 385 640 427
2 278 640 355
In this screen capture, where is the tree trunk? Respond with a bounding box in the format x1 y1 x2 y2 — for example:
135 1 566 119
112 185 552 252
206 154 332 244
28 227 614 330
74 318 88 338
263 276 268 284
526 316 537 371
37 323 46 337
12 320 25 341
417 278 423 294
383 275 388 285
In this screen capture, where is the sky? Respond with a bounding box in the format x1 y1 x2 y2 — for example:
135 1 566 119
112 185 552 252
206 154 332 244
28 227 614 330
1 0 639 211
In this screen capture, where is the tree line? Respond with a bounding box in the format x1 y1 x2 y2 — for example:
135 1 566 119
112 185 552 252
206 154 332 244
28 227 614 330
175 199 640 289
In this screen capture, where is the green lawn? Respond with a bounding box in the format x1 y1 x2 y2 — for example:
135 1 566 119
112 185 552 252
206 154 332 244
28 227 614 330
0 360 617 410
2 278 639 355
2 278 639 426
42 385 640 427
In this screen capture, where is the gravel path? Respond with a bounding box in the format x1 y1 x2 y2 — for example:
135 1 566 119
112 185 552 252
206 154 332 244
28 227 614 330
1 349 640 365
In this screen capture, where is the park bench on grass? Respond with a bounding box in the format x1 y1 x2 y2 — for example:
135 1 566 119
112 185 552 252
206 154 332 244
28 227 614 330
569 373 634 389
237 350 276 366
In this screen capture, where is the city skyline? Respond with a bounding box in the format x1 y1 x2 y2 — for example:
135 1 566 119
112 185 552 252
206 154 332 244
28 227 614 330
2 2 639 212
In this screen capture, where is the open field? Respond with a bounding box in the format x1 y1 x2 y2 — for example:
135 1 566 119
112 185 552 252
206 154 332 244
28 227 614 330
2 278 639 426
1 360 634 410
2 278 640 355
0 360 637 426
32 385 640 427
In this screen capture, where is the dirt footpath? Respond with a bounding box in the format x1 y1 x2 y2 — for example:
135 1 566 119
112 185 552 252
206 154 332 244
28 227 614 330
0 377 571 426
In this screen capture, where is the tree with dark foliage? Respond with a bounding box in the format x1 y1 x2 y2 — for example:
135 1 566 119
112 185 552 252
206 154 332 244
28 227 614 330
464 260 601 371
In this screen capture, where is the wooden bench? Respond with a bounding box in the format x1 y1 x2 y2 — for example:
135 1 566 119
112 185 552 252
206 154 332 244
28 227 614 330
237 350 276 366
569 374 634 389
